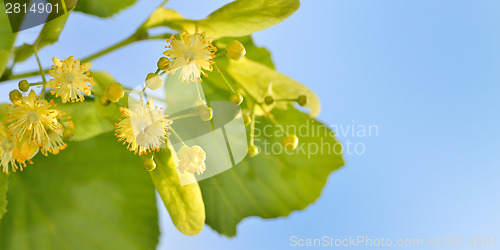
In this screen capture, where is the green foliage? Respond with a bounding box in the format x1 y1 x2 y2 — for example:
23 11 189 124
14 13 71 63
150 148 206 235
199 107 344 236
206 37 320 117
57 100 115 141
0 0 345 243
142 0 300 39
0 174 6 221
225 57 321 117
74 0 137 18
0 5 17 77
197 35 343 236
0 133 159 250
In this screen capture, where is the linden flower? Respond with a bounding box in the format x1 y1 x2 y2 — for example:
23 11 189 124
40 129 67 156
6 90 62 146
164 31 216 83
176 145 206 175
0 124 38 174
115 98 172 155
47 56 93 103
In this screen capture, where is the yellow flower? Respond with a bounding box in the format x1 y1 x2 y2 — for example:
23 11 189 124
177 145 206 175
0 124 38 174
40 128 67 156
47 56 93 103
115 99 172 155
164 31 216 83
6 90 62 146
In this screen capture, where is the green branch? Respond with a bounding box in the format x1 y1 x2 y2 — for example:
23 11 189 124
3 33 172 83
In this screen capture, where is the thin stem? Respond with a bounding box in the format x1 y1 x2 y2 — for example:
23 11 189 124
168 126 186 146
275 98 299 102
195 82 203 100
216 64 286 134
5 34 173 82
250 113 256 146
82 35 136 63
214 63 235 93
33 48 47 97
214 50 227 58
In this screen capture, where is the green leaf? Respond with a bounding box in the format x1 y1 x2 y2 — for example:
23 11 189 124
150 147 206 235
0 132 159 249
0 5 17 77
142 0 300 39
74 0 136 18
141 8 186 31
198 35 343 236
57 100 115 141
14 12 71 63
209 56 321 117
0 174 7 221
199 106 344 236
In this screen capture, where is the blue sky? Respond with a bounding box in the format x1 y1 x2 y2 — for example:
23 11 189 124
4 0 500 249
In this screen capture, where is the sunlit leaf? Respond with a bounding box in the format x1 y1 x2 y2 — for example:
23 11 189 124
150 147 206 235
0 5 17 77
74 0 136 18
0 132 159 249
57 100 115 141
199 104 344 236
142 0 300 39
0 174 7 221
199 45 343 236
227 57 320 117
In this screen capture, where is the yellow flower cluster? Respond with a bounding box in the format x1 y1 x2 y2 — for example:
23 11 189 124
1 90 72 173
1 56 91 174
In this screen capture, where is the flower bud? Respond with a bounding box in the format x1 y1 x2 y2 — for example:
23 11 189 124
243 114 252 126
145 73 163 90
63 127 75 140
157 57 170 70
248 145 260 157
230 93 243 105
9 90 22 102
297 95 308 107
199 106 213 121
100 95 111 106
104 82 124 102
18 80 30 92
282 134 299 151
264 96 274 105
143 157 156 171
226 40 246 61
